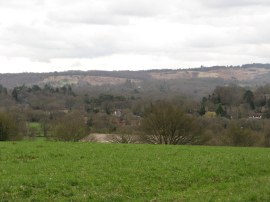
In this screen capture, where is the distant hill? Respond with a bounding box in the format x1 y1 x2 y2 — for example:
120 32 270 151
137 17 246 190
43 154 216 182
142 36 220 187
1 63 270 100
0 63 270 88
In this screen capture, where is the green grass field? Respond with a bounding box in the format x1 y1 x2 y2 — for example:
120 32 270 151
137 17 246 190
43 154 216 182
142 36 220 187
0 142 270 201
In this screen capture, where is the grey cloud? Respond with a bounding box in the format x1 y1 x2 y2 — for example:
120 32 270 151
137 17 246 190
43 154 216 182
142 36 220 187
203 0 270 8
185 25 270 50
49 12 129 25
0 0 44 8
48 0 170 25
0 0 270 71
0 24 122 61
0 25 68 50
48 3 129 25
109 0 166 17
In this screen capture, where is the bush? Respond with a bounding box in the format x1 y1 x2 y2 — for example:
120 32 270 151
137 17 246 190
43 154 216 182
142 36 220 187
263 122 270 147
51 112 89 141
224 124 257 147
0 112 21 141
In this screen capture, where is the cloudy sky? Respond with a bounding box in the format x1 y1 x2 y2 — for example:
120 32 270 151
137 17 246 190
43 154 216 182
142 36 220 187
0 0 270 73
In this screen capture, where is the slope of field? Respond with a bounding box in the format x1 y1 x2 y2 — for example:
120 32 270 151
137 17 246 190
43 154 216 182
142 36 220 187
1 142 270 201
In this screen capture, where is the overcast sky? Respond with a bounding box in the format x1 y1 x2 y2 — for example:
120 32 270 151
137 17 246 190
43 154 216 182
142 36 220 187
0 0 270 73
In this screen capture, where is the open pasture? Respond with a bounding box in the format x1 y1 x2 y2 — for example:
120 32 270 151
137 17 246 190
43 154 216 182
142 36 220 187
1 142 270 201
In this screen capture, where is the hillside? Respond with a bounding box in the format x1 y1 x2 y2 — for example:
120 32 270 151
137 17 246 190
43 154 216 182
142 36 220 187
150 66 270 81
0 63 269 102
1 63 270 89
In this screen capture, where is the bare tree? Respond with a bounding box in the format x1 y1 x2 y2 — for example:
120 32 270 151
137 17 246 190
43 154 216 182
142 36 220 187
141 102 197 144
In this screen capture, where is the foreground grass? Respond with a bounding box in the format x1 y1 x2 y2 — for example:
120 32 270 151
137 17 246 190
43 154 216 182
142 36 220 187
0 142 270 201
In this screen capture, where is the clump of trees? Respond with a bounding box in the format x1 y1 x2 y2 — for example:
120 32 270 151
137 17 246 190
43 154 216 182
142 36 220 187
199 84 270 119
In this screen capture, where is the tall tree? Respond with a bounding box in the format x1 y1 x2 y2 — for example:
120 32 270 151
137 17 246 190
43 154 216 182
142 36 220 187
243 90 255 110
216 104 227 117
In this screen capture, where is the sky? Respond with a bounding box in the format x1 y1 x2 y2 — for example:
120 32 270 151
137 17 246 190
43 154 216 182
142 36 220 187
0 0 270 73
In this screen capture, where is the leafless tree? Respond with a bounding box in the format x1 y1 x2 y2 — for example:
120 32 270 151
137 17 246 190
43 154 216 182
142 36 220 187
141 102 197 144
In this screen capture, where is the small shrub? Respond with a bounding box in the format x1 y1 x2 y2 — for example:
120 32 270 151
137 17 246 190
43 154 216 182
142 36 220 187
0 112 21 141
51 112 89 141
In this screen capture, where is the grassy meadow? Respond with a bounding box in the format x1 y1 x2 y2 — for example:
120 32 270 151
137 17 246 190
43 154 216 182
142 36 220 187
0 141 270 201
